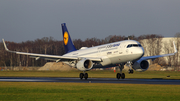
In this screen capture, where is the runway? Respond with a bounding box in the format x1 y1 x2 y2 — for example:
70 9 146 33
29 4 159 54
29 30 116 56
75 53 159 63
0 77 180 85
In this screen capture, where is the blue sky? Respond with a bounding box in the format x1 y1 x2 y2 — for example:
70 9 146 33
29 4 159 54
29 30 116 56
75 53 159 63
1 0 180 42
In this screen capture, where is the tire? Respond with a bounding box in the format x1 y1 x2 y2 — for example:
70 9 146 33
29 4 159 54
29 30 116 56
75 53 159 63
121 73 125 79
84 73 88 80
128 69 134 74
128 69 131 74
79 73 84 80
131 70 134 74
116 73 121 79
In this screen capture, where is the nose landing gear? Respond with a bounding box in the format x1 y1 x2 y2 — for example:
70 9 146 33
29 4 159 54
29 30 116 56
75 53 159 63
128 69 134 74
126 61 134 74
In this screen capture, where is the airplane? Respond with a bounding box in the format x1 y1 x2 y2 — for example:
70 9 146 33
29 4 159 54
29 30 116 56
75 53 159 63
2 23 177 80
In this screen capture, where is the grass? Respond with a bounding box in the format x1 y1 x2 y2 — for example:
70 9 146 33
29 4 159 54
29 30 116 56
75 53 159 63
0 82 180 101
0 70 180 79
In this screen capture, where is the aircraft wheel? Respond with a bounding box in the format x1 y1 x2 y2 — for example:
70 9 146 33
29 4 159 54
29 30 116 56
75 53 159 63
80 73 84 80
121 73 125 79
131 70 134 74
128 69 134 74
128 69 130 74
116 73 121 79
84 73 88 80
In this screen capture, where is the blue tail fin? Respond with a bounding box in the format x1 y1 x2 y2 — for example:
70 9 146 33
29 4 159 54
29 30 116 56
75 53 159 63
61 23 77 53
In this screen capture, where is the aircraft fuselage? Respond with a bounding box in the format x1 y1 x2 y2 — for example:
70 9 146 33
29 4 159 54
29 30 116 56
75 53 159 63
63 40 144 68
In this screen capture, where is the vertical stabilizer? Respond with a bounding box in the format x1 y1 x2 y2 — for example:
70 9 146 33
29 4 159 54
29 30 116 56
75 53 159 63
61 23 77 53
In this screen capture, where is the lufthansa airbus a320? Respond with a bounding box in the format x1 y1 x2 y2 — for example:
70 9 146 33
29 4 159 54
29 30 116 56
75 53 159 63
2 23 177 80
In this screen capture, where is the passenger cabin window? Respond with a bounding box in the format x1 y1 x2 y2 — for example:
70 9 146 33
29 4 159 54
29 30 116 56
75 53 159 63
127 44 142 48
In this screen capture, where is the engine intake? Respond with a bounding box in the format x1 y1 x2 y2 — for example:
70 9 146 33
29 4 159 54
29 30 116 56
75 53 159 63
76 58 93 71
132 60 149 72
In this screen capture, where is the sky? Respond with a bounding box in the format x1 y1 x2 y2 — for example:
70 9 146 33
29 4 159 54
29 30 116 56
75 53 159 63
0 0 180 42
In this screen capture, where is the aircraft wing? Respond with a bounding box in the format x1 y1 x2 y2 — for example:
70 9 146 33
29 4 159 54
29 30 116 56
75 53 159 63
2 39 102 62
140 41 177 61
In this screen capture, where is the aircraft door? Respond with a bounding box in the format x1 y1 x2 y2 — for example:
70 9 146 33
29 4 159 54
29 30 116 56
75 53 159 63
98 48 101 56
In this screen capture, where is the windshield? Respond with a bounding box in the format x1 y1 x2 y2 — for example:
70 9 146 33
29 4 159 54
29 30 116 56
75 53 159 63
127 44 142 48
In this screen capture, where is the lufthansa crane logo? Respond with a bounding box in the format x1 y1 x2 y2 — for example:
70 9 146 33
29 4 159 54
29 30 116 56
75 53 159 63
63 32 69 45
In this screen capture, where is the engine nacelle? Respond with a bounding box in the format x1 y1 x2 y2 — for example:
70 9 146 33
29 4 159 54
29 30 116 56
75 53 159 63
76 58 93 71
132 59 149 72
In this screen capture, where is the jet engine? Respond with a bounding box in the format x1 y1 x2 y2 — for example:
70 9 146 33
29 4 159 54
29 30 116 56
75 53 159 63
76 58 93 71
132 59 149 72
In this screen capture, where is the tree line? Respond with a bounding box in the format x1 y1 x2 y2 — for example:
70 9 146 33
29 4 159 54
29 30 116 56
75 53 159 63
0 34 179 69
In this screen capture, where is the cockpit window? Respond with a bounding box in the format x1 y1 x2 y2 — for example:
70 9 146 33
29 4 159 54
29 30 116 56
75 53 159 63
138 44 142 47
127 44 142 48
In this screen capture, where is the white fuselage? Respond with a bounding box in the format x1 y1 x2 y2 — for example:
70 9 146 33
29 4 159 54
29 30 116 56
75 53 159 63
63 40 144 68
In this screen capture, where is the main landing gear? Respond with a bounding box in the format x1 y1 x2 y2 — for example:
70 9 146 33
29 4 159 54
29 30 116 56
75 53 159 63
116 64 125 79
79 72 88 80
116 73 125 79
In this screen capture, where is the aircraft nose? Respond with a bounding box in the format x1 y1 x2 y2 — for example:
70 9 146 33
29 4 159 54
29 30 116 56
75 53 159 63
136 47 144 57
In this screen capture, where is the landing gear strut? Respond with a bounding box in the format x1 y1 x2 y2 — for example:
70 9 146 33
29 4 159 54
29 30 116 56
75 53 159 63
79 72 88 80
116 64 125 79
126 61 134 74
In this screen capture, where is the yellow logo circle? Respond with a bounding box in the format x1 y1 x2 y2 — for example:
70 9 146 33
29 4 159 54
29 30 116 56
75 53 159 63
64 32 69 45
